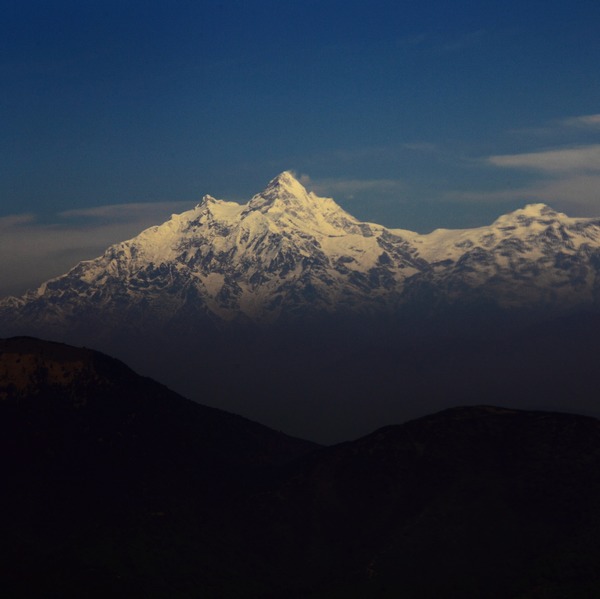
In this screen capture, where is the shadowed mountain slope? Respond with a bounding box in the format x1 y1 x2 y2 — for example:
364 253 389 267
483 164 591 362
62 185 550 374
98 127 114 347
3 340 600 598
245 406 600 598
1 335 317 468
1 336 318 598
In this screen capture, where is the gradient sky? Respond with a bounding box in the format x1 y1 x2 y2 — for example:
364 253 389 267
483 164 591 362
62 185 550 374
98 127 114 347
2 0 600 296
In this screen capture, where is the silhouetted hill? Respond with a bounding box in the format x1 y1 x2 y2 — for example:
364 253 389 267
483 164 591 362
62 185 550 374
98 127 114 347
0 336 318 598
3 338 600 597
249 406 600 597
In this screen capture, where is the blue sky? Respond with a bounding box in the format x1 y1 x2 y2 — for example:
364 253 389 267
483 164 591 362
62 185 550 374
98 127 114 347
1 0 600 295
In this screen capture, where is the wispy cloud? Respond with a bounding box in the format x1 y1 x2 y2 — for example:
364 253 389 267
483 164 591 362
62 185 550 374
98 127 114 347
0 201 194 298
527 174 600 213
446 175 600 211
446 174 600 218
0 213 36 229
298 174 404 200
510 113 600 137
451 142 600 214
59 201 192 222
562 114 600 128
488 145 600 173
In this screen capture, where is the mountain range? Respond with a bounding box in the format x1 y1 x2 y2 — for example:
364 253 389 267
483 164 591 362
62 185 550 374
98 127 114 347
3 171 600 331
4 337 600 598
2 172 600 441
6 175 600 595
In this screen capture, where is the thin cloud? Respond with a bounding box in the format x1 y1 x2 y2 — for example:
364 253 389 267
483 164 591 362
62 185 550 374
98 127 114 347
562 114 600 128
446 175 600 216
530 174 600 213
0 201 195 298
298 175 404 200
488 145 600 173
510 113 600 137
60 201 193 222
448 142 600 214
485 115 600 212
0 213 36 228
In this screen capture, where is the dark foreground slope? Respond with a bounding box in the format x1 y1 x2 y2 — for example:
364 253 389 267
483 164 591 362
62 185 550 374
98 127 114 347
252 406 600 598
3 338 600 598
0 337 318 598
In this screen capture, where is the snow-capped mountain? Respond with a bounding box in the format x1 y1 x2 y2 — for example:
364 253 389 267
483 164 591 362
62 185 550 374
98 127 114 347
404 203 600 309
6 171 600 441
0 172 419 334
2 171 600 338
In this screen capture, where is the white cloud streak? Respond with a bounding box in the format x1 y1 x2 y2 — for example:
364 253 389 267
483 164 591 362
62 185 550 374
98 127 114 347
59 201 193 221
0 201 194 298
298 174 404 200
509 113 600 138
446 175 600 211
528 174 600 213
0 213 37 229
448 140 600 214
488 145 600 173
562 114 600 128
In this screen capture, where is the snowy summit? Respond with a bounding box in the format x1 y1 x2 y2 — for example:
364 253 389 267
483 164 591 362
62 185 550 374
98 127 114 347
3 172 600 335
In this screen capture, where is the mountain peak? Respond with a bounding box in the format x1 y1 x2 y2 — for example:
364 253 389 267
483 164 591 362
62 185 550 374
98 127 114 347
269 170 302 186
491 202 562 227
519 203 559 217
246 171 315 214
263 171 308 197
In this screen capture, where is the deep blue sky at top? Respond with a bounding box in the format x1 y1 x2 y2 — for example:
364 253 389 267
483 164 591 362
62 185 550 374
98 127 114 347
1 0 600 295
